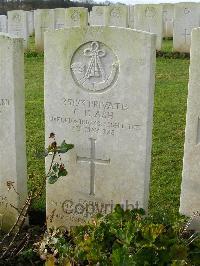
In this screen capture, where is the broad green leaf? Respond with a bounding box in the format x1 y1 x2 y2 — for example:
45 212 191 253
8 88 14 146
58 168 68 177
57 141 74 154
48 175 59 184
52 163 59 172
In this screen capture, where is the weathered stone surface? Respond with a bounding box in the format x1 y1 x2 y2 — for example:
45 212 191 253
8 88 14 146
34 9 55 52
54 8 65 29
0 33 27 232
173 2 200 53
27 11 34 36
65 7 88 27
180 28 200 223
162 3 174 38
7 10 29 49
128 5 134 29
134 4 163 50
45 26 156 229
105 5 128 27
89 6 105 26
0 15 7 33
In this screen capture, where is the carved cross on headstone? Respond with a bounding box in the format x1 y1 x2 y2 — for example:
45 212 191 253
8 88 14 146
77 138 110 195
182 28 191 44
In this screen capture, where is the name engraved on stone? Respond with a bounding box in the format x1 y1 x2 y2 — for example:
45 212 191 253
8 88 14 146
49 97 141 136
40 25 50 39
56 23 64 29
77 138 110 195
70 41 119 93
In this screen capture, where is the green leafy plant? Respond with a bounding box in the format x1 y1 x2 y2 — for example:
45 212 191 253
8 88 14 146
35 205 200 265
46 134 74 184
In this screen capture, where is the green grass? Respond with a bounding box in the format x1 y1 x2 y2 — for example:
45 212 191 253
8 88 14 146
25 52 45 210
25 38 190 220
162 38 173 53
150 57 189 222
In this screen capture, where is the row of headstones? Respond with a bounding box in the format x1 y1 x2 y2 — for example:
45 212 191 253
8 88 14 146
1 2 200 52
1 24 200 231
0 11 34 48
90 2 200 53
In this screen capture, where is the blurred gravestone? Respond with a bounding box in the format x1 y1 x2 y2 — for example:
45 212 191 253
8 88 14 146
0 15 7 33
128 5 135 29
162 3 174 38
180 28 200 231
8 10 29 49
0 33 27 231
89 6 105 26
34 9 55 52
105 5 128 27
27 11 34 36
134 4 163 50
54 8 65 30
173 2 200 53
65 7 88 27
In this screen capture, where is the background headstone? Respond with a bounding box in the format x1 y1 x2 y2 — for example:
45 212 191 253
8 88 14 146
134 4 163 50
173 2 200 53
180 28 200 225
128 5 135 29
45 26 156 228
105 5 128 27
54 8 65 30
89 6 105 26
34 9 55 52
8 10 29 49
162 3 174 38
27 11 34 36
0 33 27 231
65 7 88 27
0 15 7 33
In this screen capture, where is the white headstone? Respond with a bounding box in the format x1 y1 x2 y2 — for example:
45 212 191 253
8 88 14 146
27 11 34 36
128 5 135 29
34 9 55 52
45 26 156 228
0 33 27 231
180 28 200 224
134 4 163 50
89 6 105 26
105 5 128 27
0 15 7 33
65 7 88 27
162 3 174 38
8 10 29 49
54 8 65 30
173 3 200 53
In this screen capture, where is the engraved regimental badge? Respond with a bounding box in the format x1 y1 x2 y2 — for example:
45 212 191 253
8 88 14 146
70 41 119 93
13 13 21 23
